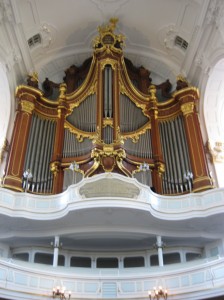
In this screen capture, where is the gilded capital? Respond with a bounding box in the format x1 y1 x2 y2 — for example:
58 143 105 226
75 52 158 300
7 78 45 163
181 102 194 116
21 100 35 114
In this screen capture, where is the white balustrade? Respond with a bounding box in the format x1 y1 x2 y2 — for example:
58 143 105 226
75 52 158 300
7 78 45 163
0 256 223 299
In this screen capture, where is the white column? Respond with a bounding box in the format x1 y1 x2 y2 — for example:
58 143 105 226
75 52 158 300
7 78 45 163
156 236 164 267
92 257 96 269
53 236 60 267
119 257 124 269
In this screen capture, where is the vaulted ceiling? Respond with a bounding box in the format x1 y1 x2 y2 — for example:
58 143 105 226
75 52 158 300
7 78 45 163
12 0 212 85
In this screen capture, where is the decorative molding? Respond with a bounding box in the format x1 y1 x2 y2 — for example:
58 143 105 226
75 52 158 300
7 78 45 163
158 24 177 50
206 140 224 163
206 0 224 28
90 0 130 17
40 23 55 48
0 0 14 23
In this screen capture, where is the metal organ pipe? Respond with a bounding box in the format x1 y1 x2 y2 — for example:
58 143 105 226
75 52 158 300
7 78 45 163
124 131 152 159
120 94 148 132
23 114 56 193
63 129 92 157
104 66 113 118
108 67 113 118
37 118 48 191
104 66 108 118
159 116 193 194
66 94 96 132
41 120 51 192
159 122 169 194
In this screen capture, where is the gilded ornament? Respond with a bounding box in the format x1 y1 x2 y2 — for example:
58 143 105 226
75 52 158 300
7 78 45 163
176 74 188 84
93 18 125 49
181 102 194 116
103 118 113 127
59 83 67 99
155 162 165 174
50 161 60 175
149 85 157 101
21 100 35 114
27 72 39 88
121 123 151 142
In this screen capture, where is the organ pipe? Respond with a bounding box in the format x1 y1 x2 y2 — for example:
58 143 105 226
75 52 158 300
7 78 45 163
159 116 194 194
23 114 56 193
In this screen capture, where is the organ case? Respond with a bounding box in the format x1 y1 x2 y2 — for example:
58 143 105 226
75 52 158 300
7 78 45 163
3 19 213 195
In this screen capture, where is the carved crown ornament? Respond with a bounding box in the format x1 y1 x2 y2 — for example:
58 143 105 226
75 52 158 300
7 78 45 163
93 17 125 50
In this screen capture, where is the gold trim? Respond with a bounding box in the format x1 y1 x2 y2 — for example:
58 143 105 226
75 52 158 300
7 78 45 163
16 85 43 97
172 86 199 98
120 58 150 102
158 111 182 121
121 122 151 143
84 156 100 177
66 56 97 101
3 175 23 182
193 176 211 183
193 185 214 192
64 166 85 176
64 121 95 142
2 184 24 192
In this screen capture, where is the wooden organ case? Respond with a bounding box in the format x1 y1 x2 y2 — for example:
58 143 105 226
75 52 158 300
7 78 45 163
3 19 213 195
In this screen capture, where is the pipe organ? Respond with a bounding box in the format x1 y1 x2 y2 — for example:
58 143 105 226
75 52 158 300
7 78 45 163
3 19 213 195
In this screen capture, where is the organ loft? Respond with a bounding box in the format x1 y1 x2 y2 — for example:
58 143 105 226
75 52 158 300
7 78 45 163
3 18 213 195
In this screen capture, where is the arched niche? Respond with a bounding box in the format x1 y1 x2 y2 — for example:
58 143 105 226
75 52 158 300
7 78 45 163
204 58 224 187
0 62 10 169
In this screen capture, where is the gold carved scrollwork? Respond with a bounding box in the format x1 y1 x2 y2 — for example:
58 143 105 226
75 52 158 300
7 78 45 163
90 147 128 174
121 123 151 143
50 161 60 175
103 118 114 128
155 162 165 176
100 59 117 71
21 100 35 114
93 18 125 50
64 121 95 142
181 102 194 116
